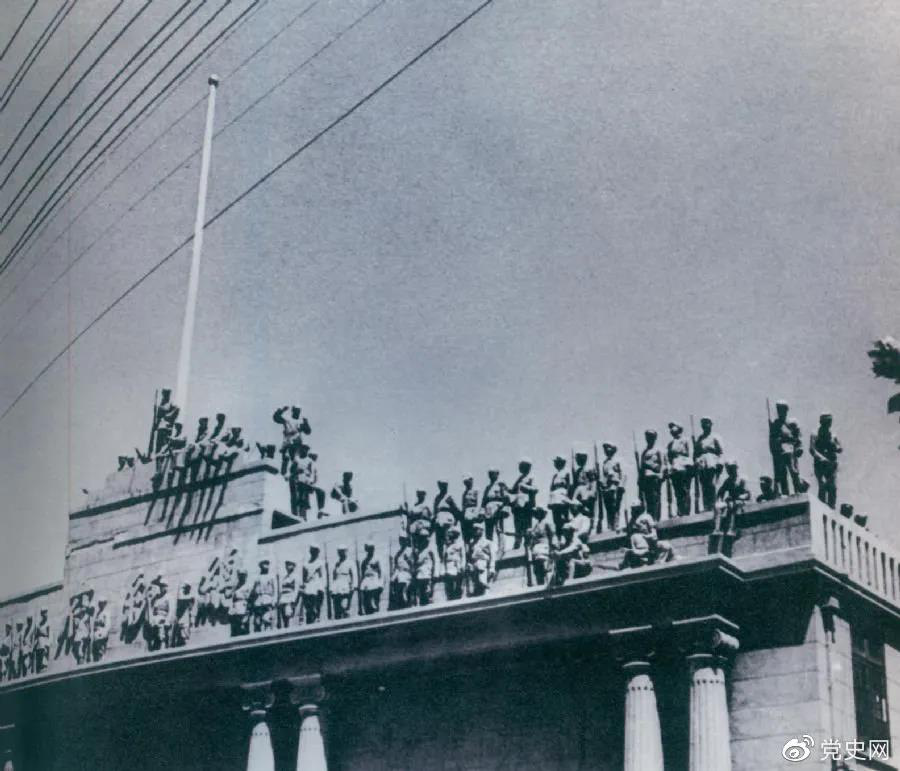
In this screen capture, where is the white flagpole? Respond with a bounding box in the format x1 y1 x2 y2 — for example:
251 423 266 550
175 74 219 415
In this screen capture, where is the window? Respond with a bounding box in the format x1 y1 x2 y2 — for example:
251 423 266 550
852 628 891 747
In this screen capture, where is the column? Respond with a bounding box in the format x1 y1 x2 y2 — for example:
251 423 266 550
290 675 328 771
622 661 664 771
0 723 15 771
687 653 732 771
241 684 275 771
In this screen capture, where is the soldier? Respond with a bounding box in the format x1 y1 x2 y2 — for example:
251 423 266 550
433 480 460 557
117 455 135 471
149 388 180 456
172 583 195 647
277 560 299 629
273 405 312 474
567 501 593 544
72 595 93 664
481 468 508 546
1 624 13 680
757 475 778 503
407 489 432 527
620 503 674 569
769 401 806 496
639 430 665 521
548 455 573 536
810 413 842 508
442 526 467 600
219 549 242 625
390 535 414 610
525 507 555 586
553 515 592 585
289 444 326 520
571 451 590 495
411 531 436 606
302 545 326 624
10 621 24 676
330 471 359 515
359 543 384 615
229 570 251 637
250 559 277 632
598 443 625 532
509 458 538 549
573 467 598 533
460 474 481 543
331 546 356 620
839 503 854 520
91 598 111 661
716 460 751 535
666 422 694 517
33 609 49 674
148 579 172 651
693 417 724 512
467 521 495 597
195 560 217 628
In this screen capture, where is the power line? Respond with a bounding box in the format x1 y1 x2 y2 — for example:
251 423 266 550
0 0 152 188
0 0 386 345
0 0 40 64
0 0 76 111
0 0 314 309
0 0 261 271
0 0 499 427
0 0 226 239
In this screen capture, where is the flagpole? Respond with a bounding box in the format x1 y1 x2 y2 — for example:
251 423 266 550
175 74 219 415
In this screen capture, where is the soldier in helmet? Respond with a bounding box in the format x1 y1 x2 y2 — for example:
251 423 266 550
548 455 573 536
467 521 495 597
33 609 50 673
229 570 251 637
481 468 508 547
411 530 435 606
442 526 467 600
525 507 555 586
359 543 383 615
147 579 172 651
716 460 751 535
301 545 326 624
390 535 414 610
598 443 625 532
809 413 842 507
288 443 326 520
620 503 674 569
172 583 195 647
433 480 460 557
639 430 664 521
769 401 806 496
251 559 277 632
666 422 694 517
460 474 481 543
553 513 592 584
273 405 311 475
407 489 432 528
756 475 778 503
509 458 538 549
693 417 723 511
331 472 359 515
91 598 111 661
330 546 356 620
277 560 299 629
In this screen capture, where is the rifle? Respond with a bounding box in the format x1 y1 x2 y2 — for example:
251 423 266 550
147 388 160 455
354 541 363 617
766 398 778 480
632 431 645 508
324 551 333 621
524 536 534 587
593 441 603 532
665 464 673 519
690 414 701 513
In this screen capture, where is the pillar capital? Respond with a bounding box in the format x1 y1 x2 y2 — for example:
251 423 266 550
240 681 275 717
288 674 326 713
290 675 328 771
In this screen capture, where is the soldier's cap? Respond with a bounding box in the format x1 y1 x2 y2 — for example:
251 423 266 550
602 442 616 452
787 418 799 427
285 560 297 568
97 597 108 606
215 413 226 421
398 534 410 544
415 488 427 496
775 400 789 409
759 475 773 483
668 421 683 430
39 608 48 616
437 479 448 486
630 502 645 514
575 451 588 460
725 459 738 468
181 582 191 591
462 473 473 481
308 544 320 553
364 541 375 549
161 388 172 399
519 456 532 466
259 559 270 567
839 503 854 517
343 470 353 478
237 569 248 577
645 429 657 438
336 545 348 553
553 454 566 462
229 548 239 555
487 467 499 474
820 413 833 421
309 452 319 460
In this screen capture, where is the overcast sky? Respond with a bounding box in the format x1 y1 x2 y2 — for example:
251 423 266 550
1 0 899 597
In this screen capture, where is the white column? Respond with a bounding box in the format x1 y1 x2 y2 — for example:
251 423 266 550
246 710 275 771
296 704 327 771
623 661 664 771
688 653 732 771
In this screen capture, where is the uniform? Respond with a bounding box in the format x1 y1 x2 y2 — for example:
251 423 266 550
273 406 311 474
667 426 694 517
33 613 50 673
277 563 299 628
91 604 111 661
331 553 356 620
412 544 435 606
359 550 383 615
525 512 555 586
598 447 625 532
302 553 326 624
172 588 195 647
467 533 494 597
620 512 673 568
73 600 92 663
548 461 573 536
149 586 171 651
716 466 751 535
390 541 414 609
461 483 482 543
639 437 665 521
251 565 277 632
481 475 508 545
289 451 325 519
810 416 842 507
573 470 598 533
433 487 460 557
693 425 723 512
769 404 805 496
509 465 537 549
229 578 251 637
442 532 467 600
330 478 358 515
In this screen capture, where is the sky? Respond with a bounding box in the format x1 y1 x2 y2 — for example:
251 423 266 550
0 0 899 598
